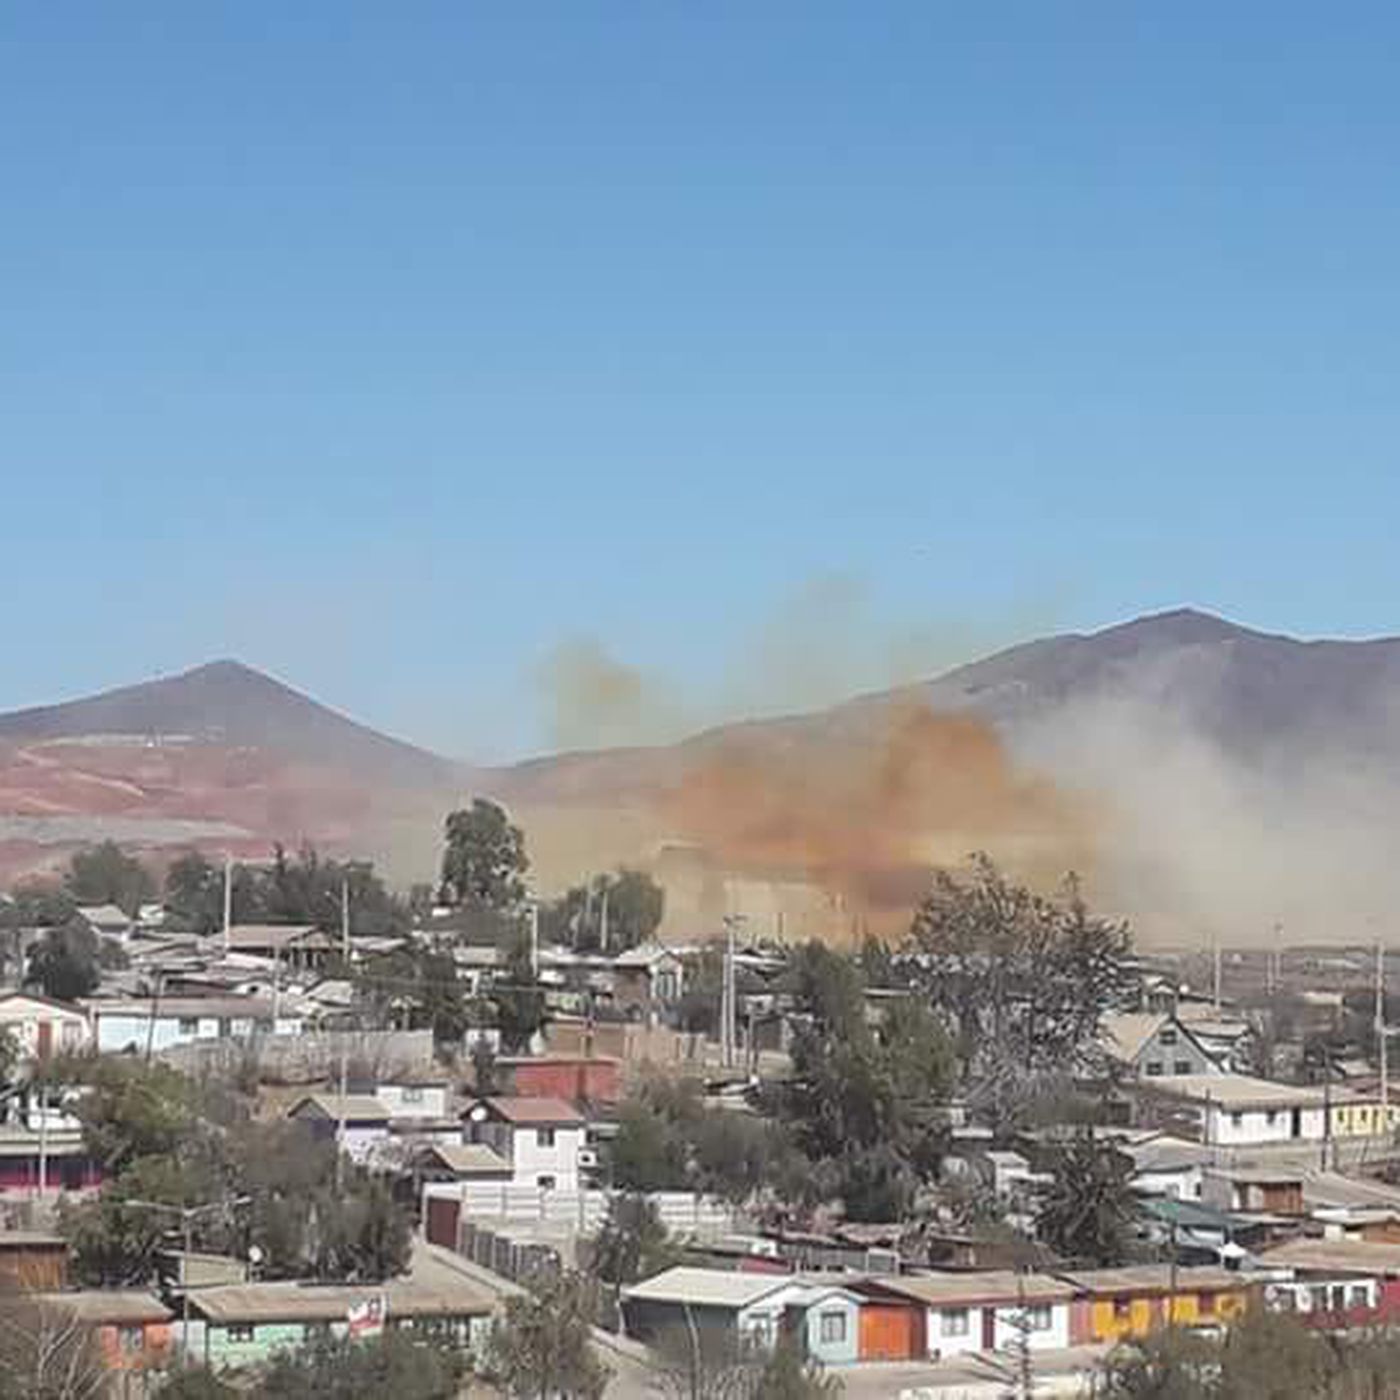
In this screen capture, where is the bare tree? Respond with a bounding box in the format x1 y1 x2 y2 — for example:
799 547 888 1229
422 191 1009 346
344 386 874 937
0 1293 106 1400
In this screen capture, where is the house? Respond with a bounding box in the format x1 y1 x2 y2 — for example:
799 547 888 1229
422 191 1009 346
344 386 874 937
1258 1238 1400 1328
611 944 685 1014
376 1079 451 1122
1202 1166 1305 1216
854 1273 1074 1359
220 924 333 968
495 1055 622 1107
1134 1074 1330 1146
1119 1133 1214 1201
34 1290 173 1378
0 992 91 1061
0 1122 101 1195
416 1142 514 1186
0 1230 67 1288
620 1267 858 1361
1330 1091 1400 1139
186 1271 495 1368
462 1097 588 1191
74 903 135 942
1055 1266 1250 1343
86 995 303 1053
1100 1012 1222 1079
287 1094 392 1163
1175 1005 1255 1072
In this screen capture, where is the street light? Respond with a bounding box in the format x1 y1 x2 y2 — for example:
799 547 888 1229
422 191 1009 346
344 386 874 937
125 1195 252 1363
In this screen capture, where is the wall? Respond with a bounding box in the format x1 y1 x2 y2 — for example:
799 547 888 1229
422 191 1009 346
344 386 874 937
510 1060 622 1104
425 1182 738 1236
377 1084 449 1119
0 1006 90 1060
95 1320 174 1374
1208 1104 1327 1146
164 1028 434 1083
1332 1101 1400 1138
505 1123 584 1191
795 1293 856 1360
1138 1026 1219 1079
990 1300 1071 1352
1078 1289 1249 1343
1132 1166 1203 1200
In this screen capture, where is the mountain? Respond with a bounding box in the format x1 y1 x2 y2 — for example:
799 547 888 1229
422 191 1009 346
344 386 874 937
0 660 452 788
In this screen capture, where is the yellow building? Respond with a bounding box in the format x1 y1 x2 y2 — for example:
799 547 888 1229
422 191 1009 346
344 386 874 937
1058 1266 1252 1345
1330 1095 1400 1139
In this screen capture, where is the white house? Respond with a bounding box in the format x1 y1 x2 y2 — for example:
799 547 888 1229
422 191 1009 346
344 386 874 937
1119 1133 1213 1201
462 1097 587 1191
287 1094 391 1163
0 993 91 1062
1100 1012 1224 1079
85 996 303 1054
75 904 135 942
1138 1074 1329 1146
859 1273 1075 1357
377 1080 450 1121
621 1268 861 1363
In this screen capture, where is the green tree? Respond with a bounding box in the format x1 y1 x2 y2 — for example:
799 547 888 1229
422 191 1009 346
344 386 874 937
257 1331 466 1400
591 1193 678 1296
550 869 665 953
154 1366 239 1399
487 1272 608 1400
440 799 528 912
609 1095 691 1193
0 883 77 930
310 1172 411 1283
25 921 102 1001
355 945 475 1047
493 930 547 1054
1034 1131 1139 1266
63 840 154 916
755 1333 843 1399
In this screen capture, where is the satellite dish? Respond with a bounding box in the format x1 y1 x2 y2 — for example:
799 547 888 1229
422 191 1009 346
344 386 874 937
248 1245 264 1265
468 1105 489 1123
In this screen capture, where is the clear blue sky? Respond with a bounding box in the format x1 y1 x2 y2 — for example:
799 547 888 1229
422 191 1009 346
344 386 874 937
4 4 1400 759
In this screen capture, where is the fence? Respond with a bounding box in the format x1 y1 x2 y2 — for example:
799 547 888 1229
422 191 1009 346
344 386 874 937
423 1181 739 1237
163 1028 435 1084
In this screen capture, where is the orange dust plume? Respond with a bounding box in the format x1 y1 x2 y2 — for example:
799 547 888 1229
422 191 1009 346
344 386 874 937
659 702 1095 930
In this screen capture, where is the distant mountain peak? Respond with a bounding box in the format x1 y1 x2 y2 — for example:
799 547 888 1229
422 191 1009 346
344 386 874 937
1091 607 1257 647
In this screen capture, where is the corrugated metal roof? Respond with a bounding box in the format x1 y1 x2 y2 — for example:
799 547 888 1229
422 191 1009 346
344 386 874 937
473 1097 585 1126
289 1094 390 1123
36 1291 171 1324
190 1275 495 1325
622 1266 796 1309
864 1271 1074 1306
1259 1238 1400 1276
1055 1265 1245 1294
424 1144 512 1175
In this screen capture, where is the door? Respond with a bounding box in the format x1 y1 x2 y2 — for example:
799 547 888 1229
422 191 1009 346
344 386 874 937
36 1021 51 1059
981 1307 997 1350
1291 1107 1302 1138
858 1304 917 1361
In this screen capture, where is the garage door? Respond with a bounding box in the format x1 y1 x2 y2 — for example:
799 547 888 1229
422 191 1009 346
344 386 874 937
859 1303 921 1360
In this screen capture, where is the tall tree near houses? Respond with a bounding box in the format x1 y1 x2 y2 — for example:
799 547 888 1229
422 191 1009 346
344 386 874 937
439 799 529 912
63 840 154 917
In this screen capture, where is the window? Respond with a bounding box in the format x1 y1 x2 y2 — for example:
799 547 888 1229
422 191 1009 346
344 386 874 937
1160 1029 1178 1046
1026 1305 1052 1332
1198 1292 1216 1316
536 1174 556 1190
226 1325 255 1344
303 1323 331 1342
1266 1111 1278 1126
178 1017 198 1035
537 1127 556 1148
117 1326 143 1353
1114 1298 1132 1320
818 1310 847 1345
942 1308 969 1337
400 1086 425 1105
1350 1285 1370 1310
1145 1061 1163 1077
1230 1112 1243 1127
1174 1061 1192 1075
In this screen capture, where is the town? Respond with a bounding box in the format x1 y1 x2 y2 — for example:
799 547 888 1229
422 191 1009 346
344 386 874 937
2 810 1400 1398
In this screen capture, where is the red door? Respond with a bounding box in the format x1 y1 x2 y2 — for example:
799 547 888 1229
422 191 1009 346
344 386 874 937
36 1021 51 1059
981 1307 997 1350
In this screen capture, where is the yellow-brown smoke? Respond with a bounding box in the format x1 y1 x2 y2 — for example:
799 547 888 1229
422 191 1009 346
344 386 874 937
659 701 1095 931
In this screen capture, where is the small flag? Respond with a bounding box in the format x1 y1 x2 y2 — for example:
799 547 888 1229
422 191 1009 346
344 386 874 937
347 1295 387 1339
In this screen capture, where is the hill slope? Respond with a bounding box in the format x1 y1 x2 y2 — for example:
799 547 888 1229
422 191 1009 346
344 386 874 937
0 660 451 788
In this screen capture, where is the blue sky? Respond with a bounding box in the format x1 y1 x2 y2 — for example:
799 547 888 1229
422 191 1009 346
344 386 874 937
4 4 1400 759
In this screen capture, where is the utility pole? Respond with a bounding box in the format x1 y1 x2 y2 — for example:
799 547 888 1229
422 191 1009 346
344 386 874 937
222 853 233 957
1212 938 1222 1011
336 880 352 1190
1378 942 1389 1140
529 898 540 978
599 885 610 955
341 876 350 962
721 914 745 1069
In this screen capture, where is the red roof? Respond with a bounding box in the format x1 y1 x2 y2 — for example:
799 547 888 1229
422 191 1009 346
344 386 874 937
472 1096 584 1127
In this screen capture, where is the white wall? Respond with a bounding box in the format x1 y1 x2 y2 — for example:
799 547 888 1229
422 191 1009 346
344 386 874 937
0 1003 90 1059
1207 1103 1327 1145
378 1084 449 1119
94 1011 303 1054
1133 1165 1203 1200
926 1301 1071 1357
508 1123 585 1191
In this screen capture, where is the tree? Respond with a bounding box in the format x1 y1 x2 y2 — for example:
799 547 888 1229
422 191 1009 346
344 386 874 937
63 841 154 917
310 1172 411 1283
256 1332 465 1400
440 800 528 912
25 922 101 1002
591 1193 677 1296
354 946 476 1047
906 857 1137 1124
754 1335 842 1399
0 1292 105 1400
548 869 665 953
0 884 77 931
1034 1131 1139 1266
493 930 547 1054
486 1271 609 1400
154 1367 238 1400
